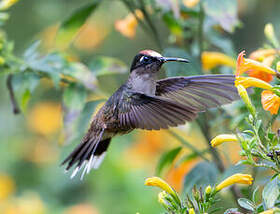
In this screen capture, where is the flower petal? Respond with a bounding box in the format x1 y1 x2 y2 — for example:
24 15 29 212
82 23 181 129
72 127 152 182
261 90 280 115
211 134 238 147
216 174 253 191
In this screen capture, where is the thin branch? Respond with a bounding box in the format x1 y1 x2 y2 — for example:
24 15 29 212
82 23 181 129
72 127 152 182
168 130 210 162
196 117 225 172
198 3 205 63
138 0 163 50
122 0 151 34
6 74 21 114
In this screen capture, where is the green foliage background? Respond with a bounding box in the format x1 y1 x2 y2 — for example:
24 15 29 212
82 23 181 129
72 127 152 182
1 0 280 213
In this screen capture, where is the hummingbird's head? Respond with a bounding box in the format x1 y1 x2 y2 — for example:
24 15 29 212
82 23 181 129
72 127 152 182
130 50 189 74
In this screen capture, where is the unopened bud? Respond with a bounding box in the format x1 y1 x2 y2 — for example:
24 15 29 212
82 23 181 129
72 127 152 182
205 185 212 195
264 23 280 48
0 56 5 65
277 62 280 72
189 208 195 214
158 191 168 204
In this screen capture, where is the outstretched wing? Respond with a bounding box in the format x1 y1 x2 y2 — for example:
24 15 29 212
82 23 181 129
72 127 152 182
118 92 198 130
156 74 239 111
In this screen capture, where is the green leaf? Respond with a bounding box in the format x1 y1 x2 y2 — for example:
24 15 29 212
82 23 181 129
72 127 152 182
262 177 280 209
63 83 87 111
236 160 251 166
56 1 101 48
23 41 41 61
20 89 31 112
183 162 219 194
252 186 259 203
11 72 40 111
162 13 183 36
203 0 239 33
156 147 182 176
162 48 201 77
237 198 255 211
176 149 208 166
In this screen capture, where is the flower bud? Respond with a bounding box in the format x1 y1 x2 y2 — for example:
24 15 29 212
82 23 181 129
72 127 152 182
205 185 212 195
236 84 256 116
0 56 5 65
264 23 280 48
216 174 253 191
211 134 238 147
189 208 195 214
145 177 181 206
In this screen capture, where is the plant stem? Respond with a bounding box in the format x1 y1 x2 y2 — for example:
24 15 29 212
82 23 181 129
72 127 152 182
122 0 150 33
6 74 21 114
252 162 280 174
196 4 243 203
196 117 225 172
138 0 163 50
168 130 209 162
198 3 205 62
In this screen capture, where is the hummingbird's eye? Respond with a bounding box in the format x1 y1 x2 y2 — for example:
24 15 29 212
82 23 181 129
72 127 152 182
140 56 150 64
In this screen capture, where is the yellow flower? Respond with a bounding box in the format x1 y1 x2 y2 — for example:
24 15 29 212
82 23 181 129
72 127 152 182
201 51 235 70
211 134 238 147
265 23 275 39
115 10 143 39
145 177 176 196
65 203 99 214
74 22 110 51
16 192 46 214
216 174 253 191
0 56 5 65
264 23 279 48
236 51 276 76
259 209 276 214
261 90 280 115
145 177 180 204
235 76 273 90
188 208 195 214
205 185 212 195
235 83 256 115
183 0 200 8
277 61 280 72
0 0 18 10
248 55 275 83
0 174 15 201
27 102 62 136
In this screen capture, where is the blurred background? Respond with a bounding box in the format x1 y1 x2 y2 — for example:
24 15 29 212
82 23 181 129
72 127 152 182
0 0 280 213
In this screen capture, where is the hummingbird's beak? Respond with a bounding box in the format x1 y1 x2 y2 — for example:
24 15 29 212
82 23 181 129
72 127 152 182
159 57 190 63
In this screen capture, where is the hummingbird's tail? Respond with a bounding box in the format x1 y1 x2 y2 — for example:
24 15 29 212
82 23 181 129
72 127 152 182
61 129 111 179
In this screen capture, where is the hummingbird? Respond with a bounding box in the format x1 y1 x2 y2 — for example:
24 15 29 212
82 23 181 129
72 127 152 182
62 50 240 179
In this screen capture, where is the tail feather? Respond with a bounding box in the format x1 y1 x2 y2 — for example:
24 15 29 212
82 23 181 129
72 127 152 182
61 129 111 179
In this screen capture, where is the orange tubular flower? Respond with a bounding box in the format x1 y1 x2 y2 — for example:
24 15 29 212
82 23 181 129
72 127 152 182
183 0 200 8
248 55 275 82
261 90 280 115
249 49 277 61
236 51 276 77
115 10 143 39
